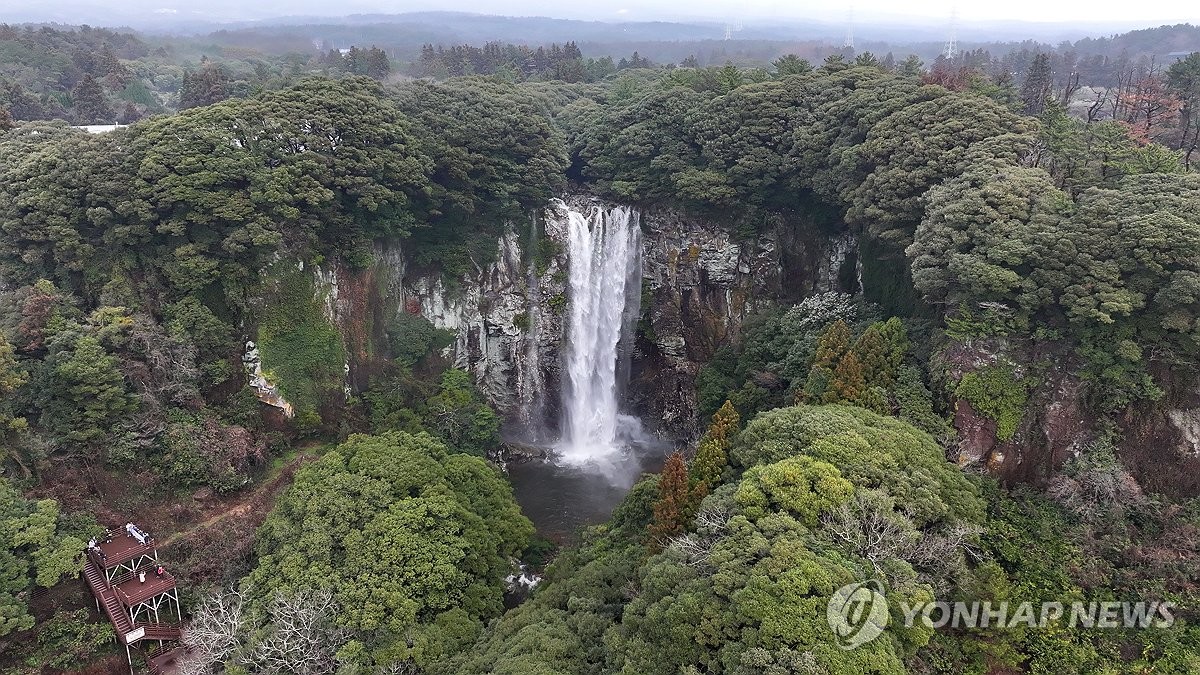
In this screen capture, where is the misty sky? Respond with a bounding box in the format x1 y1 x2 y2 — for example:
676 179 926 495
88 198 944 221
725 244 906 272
8 0 1200 27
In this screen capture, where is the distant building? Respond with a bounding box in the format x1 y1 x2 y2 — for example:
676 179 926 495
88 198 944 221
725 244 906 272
1168 51 1195 61
73 124 125 134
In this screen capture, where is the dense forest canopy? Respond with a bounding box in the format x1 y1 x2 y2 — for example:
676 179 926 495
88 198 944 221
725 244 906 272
0 13 1198 675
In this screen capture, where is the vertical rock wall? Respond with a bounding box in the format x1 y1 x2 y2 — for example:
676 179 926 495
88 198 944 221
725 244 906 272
270 195 855 445
386 195 853 442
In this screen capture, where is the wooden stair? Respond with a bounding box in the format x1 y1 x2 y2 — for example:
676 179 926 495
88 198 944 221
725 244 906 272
85 559 133 637
84 560 181 644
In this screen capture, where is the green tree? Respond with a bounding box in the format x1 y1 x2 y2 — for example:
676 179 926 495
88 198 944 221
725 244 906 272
0 478 87 637
691 400 741 489
852 318 907 388
0 127 117 285
71 74 112 124
802 319 853 403
898 55 924 77
731 404 986 526
41 333 136 457
849 91 1035 250
0 336 31 477
423 369 500 457
772 54 812 76
1019 53 1052 115
734 455 854 523
245 431 532 670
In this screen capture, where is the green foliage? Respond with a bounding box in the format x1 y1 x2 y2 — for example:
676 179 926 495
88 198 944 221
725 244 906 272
158 409 264 492
893 365 953 441
690 400 740 489
732 404 985 526
954 365 1031 442
256 264 346 421
734 455 853 523
699 292 869 421
469 403 988 674
914 164 1200 406
392 78 567 264
40 332 137 457
163 297 232 357
0 478 89 637
533 235 563 277
364 368 434 435
245 431 532 670
365 366 501 457
29 608 115 670
803 318 853 404
387 312 453 367
423 369 501 457
851 92 1036 250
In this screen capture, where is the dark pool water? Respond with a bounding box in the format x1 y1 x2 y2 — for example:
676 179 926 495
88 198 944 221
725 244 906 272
505 433 671 541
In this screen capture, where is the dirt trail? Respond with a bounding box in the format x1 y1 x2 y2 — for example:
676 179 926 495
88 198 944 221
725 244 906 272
160 450 317 550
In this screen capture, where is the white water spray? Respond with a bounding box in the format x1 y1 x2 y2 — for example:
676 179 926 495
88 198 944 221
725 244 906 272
559 204 643 465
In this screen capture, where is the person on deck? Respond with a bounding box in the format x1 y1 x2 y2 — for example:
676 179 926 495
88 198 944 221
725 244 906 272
138 569 146 584
155 565 164 579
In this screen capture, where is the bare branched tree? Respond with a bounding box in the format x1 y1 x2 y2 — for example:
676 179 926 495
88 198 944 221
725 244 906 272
1086 87 1111 123
908 522 985 587
821 492 916 579
251 589 348 675
1048 440 1145 523
667 503 730 569
178 586 248 675
820 491 982 592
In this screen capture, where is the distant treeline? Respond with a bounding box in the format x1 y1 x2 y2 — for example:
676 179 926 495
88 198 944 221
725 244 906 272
413 41 652 82
0 24 393 124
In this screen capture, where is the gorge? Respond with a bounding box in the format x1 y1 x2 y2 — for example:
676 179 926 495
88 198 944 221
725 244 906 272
256 189 1200 517
255 194 866 533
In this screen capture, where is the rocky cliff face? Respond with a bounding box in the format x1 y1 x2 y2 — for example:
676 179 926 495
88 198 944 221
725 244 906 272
632 206 854 438
941 338 1092 483
942 338 1200 499
250 195 1200 497
380 195 855 443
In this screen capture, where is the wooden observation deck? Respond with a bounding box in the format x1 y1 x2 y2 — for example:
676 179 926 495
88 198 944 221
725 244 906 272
83 527 184 674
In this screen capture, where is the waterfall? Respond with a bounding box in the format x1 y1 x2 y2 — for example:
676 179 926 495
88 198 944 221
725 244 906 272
559 204 643 464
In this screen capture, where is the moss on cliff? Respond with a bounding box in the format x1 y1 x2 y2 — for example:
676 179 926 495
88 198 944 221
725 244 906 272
955 365 1032 442
256 263 346 424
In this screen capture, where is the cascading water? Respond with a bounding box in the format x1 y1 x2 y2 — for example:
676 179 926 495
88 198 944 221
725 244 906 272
558 204 643 465
506 201 668 538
